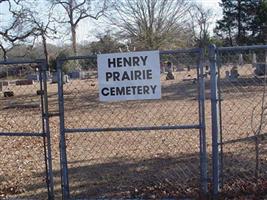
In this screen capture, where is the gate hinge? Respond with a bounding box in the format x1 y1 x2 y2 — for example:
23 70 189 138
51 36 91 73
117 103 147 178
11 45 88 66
43 112 60 118
37 90 44 95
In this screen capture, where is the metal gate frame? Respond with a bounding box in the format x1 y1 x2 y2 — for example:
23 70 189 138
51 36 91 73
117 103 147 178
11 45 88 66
56 48 208 199
0 59 54 199
210 44 267 197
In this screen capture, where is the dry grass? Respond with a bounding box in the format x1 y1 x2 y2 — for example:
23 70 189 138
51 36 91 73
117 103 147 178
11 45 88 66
0 64 267 199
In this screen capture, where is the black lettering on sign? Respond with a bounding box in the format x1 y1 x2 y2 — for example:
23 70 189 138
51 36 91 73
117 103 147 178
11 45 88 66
121 71 130 81
143 85 150 94
116 87 125 95
131 86 137 95
132 57 140 66
126 87 131 95
108 58 116 68
134 70 142 80
147 69 152 79
117 58 122 67
101 85 158 97
108 56 148 68
107 69 153 81
150 85 157 94
110 87 115 96
106 72 112 81
140 56 148 66
137 86 142 94
124 57 132 66
102 88 109 96
113 72 120 81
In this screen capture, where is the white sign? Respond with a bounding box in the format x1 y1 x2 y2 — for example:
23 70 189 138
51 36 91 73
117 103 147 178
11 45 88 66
97 51 161 102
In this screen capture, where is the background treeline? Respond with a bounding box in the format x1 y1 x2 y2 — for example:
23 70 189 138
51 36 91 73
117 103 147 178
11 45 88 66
0 0 266 65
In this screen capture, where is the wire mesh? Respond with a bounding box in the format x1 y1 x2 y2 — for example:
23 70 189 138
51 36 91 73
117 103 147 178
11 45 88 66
59 50 205 198
0 62 50 199
217 47 267 198
0 136 48 199
0 63 43 134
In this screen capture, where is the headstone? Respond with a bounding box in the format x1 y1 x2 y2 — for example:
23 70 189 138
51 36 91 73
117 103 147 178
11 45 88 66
16 80 34 85
230 66 239 81
51 73 69 84
166 62 175 80
46 71 51 78
238 53 244 66
225 71 230 79
255 63 267 76
252 53 257 67
40 71 51 81
63 75 70 83
36 90 44 95
68 70 83 79
51 73 58 84
27 74 39 81
187 65 191 71
4 91 14 97
166 71 175 80
0 81 9 86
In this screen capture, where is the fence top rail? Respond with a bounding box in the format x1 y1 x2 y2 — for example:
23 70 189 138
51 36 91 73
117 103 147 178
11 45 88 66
56 48 202 63
216 44 267 53
159 48 201 55
0 59 45 65
64 124 201 134
57 55 97 62
0 132 45 137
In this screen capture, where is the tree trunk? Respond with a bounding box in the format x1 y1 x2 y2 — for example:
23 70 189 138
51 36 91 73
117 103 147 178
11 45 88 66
71 25 77 55
237 0 242 45
3 51 7 62
228 26 233 46
0 45 8 61
42 33 49 72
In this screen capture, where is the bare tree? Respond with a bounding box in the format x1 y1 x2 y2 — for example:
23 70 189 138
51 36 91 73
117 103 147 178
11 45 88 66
24 5 58 66
0 0 59 63
50 0 110 55
189 4 213 48
0 0 36 60
108 0 193 50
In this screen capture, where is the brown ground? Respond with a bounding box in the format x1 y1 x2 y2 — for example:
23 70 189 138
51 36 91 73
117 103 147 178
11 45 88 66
0 64 267 199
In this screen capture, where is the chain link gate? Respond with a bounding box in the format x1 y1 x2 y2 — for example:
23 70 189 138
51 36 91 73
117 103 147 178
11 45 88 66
210 45 267 198
1 45 267 199
0 60 54 199
56 48 208 199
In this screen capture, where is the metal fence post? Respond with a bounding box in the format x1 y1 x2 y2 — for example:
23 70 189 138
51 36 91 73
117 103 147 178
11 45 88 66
40 61 55 200
197 48 208 195
57 59 70 199
209 44 220 197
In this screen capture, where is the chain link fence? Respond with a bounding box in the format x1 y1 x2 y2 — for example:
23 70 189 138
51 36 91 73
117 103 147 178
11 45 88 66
57 49 207 199
0 60 53 199
1 45 267 199
213 45 267 198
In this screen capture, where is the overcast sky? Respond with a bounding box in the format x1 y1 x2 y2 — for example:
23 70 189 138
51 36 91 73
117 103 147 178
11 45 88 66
0 0 223 45
75 0 222 44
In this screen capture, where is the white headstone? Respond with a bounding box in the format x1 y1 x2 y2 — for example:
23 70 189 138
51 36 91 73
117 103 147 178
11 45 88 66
238 53 244 66
252 53 257 65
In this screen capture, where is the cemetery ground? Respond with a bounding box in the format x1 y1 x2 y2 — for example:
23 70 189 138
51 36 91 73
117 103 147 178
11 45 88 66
1 65 267 199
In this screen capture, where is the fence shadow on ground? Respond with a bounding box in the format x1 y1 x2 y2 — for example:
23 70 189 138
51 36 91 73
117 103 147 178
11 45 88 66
7 150 267 199
16 153 200 199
